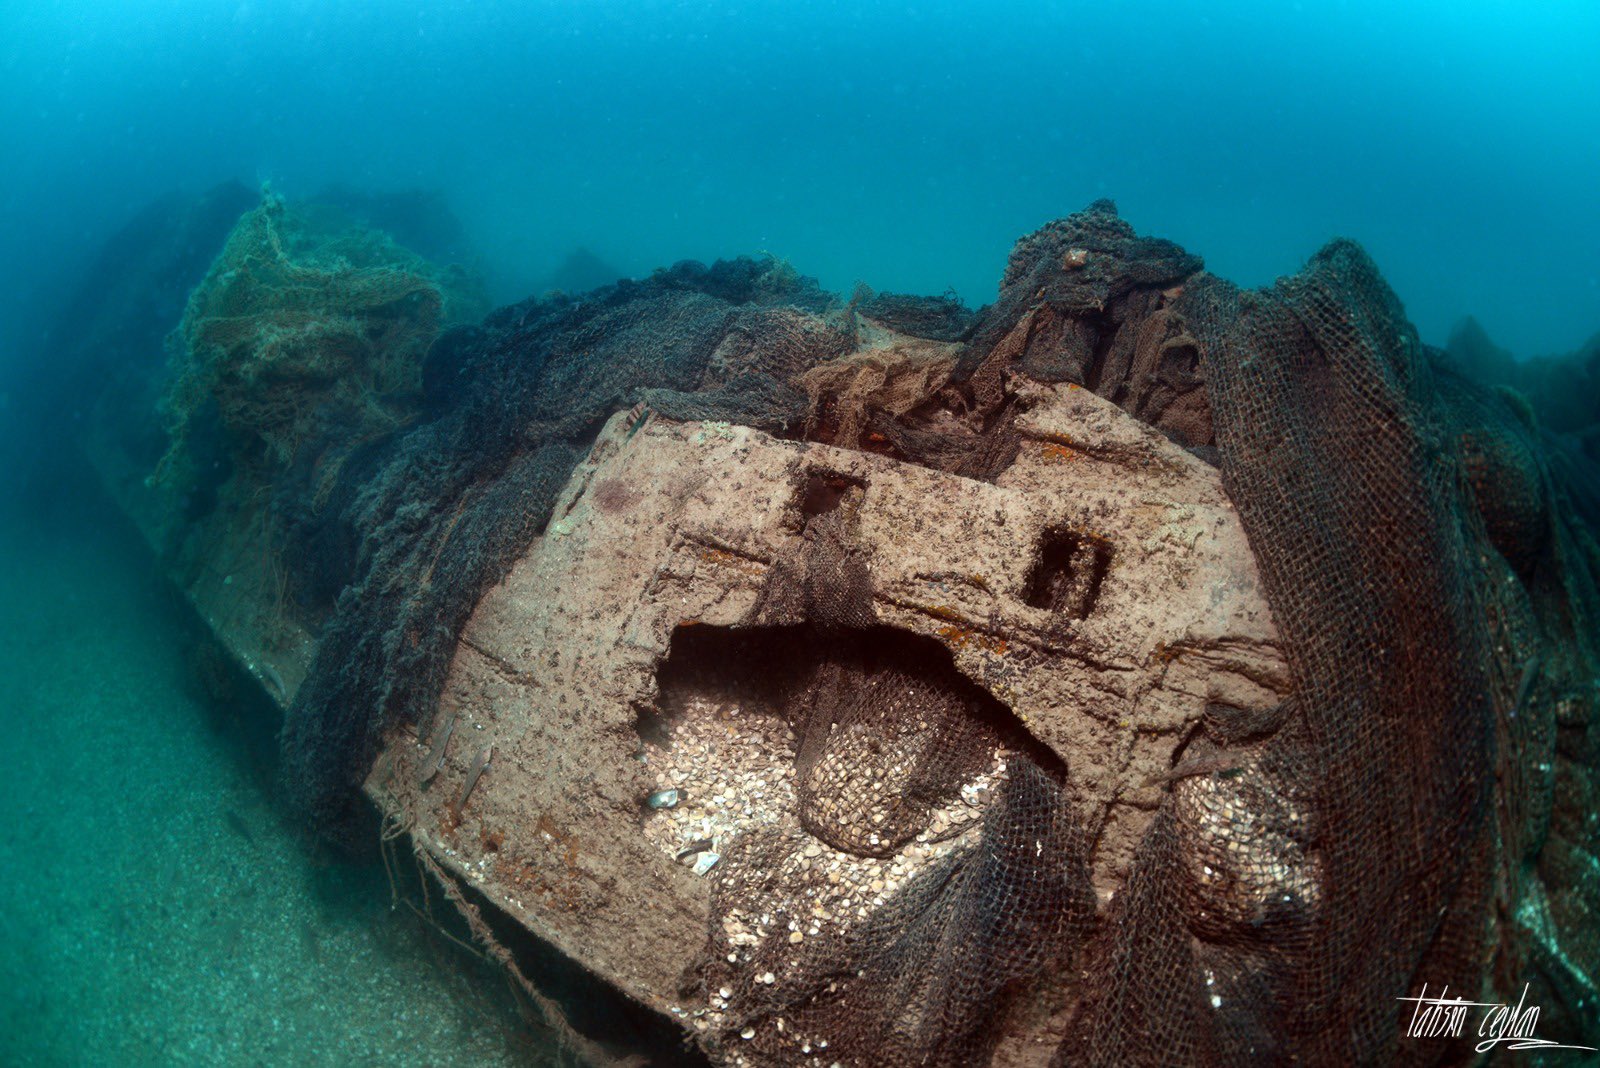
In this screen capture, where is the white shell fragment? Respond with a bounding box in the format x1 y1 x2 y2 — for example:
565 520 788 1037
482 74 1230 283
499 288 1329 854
646 788 682 810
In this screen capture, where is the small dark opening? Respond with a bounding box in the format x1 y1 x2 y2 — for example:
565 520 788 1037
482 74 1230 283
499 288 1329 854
1024 529 1113 619
797 470 865 518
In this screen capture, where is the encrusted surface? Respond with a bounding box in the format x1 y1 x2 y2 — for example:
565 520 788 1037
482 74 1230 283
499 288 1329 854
363 382 1290 1056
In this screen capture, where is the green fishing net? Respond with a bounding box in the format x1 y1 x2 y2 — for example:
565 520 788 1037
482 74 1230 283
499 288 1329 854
156 189 484 483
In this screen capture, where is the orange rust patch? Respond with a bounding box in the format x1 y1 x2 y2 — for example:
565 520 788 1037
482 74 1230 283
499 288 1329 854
696 546 765 576
1039 441 1081 463
536 814 583 875
533 815 586 910
937 624 1009 656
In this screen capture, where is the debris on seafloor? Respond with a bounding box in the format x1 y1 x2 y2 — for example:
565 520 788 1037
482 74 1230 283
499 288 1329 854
637 687 1001 939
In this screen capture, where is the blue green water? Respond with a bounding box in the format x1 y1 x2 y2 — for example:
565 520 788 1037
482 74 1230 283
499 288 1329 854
0 484 545 1065
2 1 1597 359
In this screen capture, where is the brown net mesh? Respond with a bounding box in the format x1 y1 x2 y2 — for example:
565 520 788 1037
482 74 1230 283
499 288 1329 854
1052 225 1594 1064
754 504 1005 860
704 756 1094 1067
690 204 1599 1065
787 638 998 860
799 339 960 452
687 492 1095 1066
129 189 1595 1063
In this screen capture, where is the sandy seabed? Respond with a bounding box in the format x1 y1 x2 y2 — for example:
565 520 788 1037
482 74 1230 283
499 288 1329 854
0 485 548 1067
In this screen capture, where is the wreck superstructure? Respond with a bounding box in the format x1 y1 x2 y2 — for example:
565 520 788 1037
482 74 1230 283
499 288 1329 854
77 190 1600 1065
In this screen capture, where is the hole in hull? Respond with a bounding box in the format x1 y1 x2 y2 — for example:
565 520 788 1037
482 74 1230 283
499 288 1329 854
646 622 1064 858
1024 529 1113 618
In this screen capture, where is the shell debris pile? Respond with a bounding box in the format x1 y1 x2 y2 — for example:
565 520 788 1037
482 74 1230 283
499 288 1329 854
641 690 1012 1062
639 693 802 872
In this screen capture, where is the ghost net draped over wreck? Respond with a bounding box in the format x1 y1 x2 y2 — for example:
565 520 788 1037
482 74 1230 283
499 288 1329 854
97 192 1599 1066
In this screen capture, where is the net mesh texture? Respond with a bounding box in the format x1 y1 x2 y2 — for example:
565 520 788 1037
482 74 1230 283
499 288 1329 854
140 194 1599 1064
689 206 1599 1064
